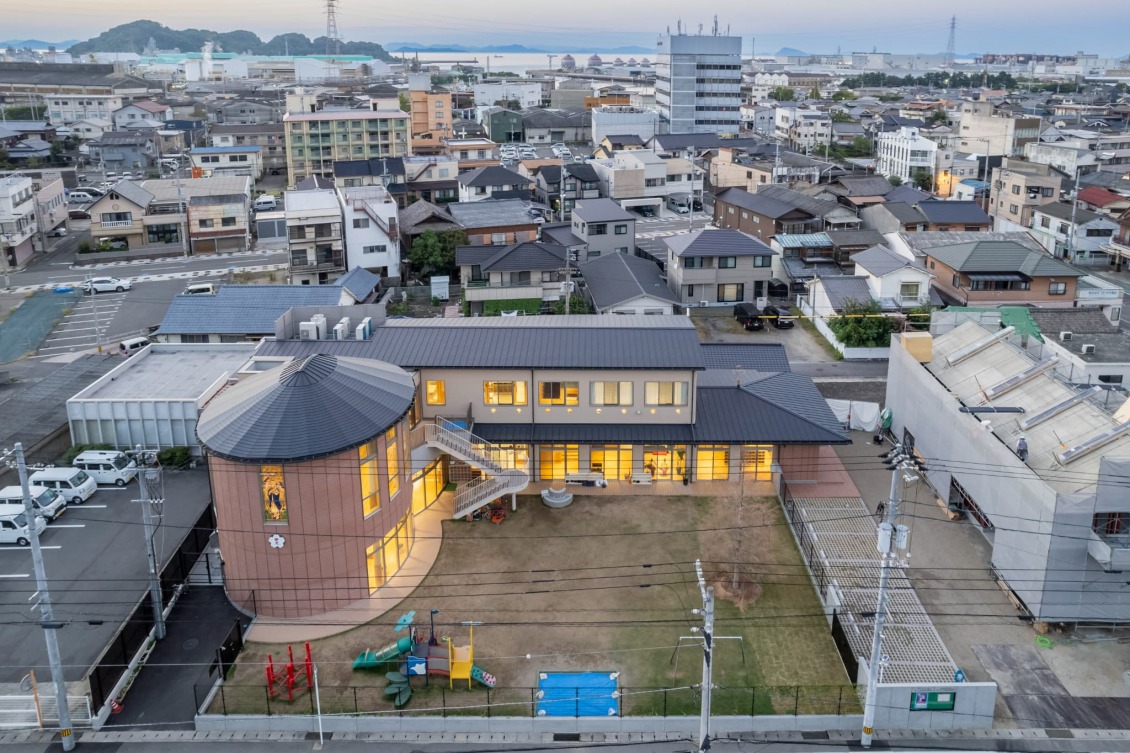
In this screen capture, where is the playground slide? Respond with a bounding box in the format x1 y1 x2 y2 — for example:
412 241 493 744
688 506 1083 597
352 636 414 670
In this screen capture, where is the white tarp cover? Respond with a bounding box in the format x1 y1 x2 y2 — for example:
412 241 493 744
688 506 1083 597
826 399 882 432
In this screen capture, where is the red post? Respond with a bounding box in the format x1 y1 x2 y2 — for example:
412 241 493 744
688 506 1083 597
266 654 276 698
304 642 314 688
286 645 296 702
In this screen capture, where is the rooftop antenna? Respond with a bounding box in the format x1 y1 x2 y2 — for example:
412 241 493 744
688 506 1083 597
944 15 957 70
698 24 704 35
713 15 718 36
324 0 341 56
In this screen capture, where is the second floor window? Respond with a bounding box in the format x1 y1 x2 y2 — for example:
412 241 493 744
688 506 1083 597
615 224 628 235
645 381 689 406
591 381 633 406
100 212 132 224
353 218 370 228
425 381 445 405
539 381 579 406
718 256 737 269
199 219 214 229
589 223 607 235
484 381 527 405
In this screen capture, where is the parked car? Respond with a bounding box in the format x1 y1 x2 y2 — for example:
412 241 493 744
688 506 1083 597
68 209 90 220
78 174 90 183
83 276 131 294
733 302 764 331
631 205 656 217
762 304 795 329
767 278 790 298
48 227 68 237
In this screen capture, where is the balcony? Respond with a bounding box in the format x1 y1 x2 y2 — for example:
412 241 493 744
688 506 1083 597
1088 530 1130 572
99 220 135 229
463 279 549 302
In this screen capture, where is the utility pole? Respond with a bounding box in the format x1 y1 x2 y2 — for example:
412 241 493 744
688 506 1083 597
694 560 714 753
860 443 922 748
136 445 166 640
6 444 75 751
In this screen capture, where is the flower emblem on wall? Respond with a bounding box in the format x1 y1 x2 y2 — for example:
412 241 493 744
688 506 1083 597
268 534 286 549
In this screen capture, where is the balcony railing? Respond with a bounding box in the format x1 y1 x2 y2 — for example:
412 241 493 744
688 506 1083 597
464 278 556 288
99 220 134 229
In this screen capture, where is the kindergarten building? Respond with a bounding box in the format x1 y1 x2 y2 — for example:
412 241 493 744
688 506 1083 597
197 311 848 618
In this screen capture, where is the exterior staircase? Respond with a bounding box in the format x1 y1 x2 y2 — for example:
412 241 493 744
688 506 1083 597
423 418 529 518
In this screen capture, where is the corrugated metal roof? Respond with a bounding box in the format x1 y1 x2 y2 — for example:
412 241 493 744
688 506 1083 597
914 200 990 225
695 375 850 444
446 199 538 228
197 354 415 463
157 285 343 335
817 276 875 311
698 344 790 372
255 315 706 369
774 233 832 249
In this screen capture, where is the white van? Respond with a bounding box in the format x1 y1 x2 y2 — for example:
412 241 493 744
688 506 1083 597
29 467 97 505
183 283 217 295
0 486 67 521
0 513 46 547
73 450 138 487
68 190 97 204
119 337 151 357
252 195 278 211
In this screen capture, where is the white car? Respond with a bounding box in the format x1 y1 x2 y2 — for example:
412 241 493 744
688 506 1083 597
84 277 132 294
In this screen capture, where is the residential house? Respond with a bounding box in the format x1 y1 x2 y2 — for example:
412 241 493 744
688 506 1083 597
457 241 570 314
398 199 464 253
665 228 776 306
44 94 123 123
861 202 930 234
851 244 935 308
442 137 499 172
0 174 37 269
480 107 525 144
1077 186 1130 219
457 165 532 203
521 108 590 144
819 175 893 211
402 156 459 205
923 239 1083 307
563 198 636 259
283 109 410 185
876 126 938 185
1104 207 1130 271
531 162 601 217
87 130 156 172
70 117 113 142
210 123 286 174
112 101 171 129
1025 308 1130 385
831 122 866 147
590 150 701 214
6 138 51 163
210 98 282 126
591 109 658 149
445 199 541 246
1030 203 1118 262
778 109 832 152
713 186 829 244
338 184 401 282
0 121 57 141
154 274 378 343
285 181 345 284
885 322 1130 623
580 251 679 314
914 200 992 232
217 313 848 620
594 134 645 158
189 146 264 180
708 146 825 190
988 160 1062 232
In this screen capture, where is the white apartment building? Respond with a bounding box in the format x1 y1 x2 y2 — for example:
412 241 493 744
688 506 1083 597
338 185 401 283
0 174 38 270
45 94 123 124
189 146 265 180
655 33 742 134
285 187 345 285
590 106 659 147
774 107 832 151
877 127 938 184
472 82 542 109
955 101 1041 157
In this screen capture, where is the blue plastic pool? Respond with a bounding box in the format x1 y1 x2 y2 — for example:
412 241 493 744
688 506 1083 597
537 672 618 716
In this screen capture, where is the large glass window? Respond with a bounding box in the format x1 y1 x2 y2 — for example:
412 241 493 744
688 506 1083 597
146 224 180 244
484 381 528 405
366 513 414 592
643 445 687 480
359 440 380 516
740 445 774 481
386 427 400 499
539 381 579 405
591 445 632 480
539 444 579 480
425 380 446 405
717 283 744 303
697 445 730 481
591 381 633 406
644 381 689 406
412 459 448 515
481 443 529 470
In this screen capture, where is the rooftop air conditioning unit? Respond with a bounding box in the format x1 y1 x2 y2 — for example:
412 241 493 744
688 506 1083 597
356 316 373 341
1059 331 1073 341
337 316 351 337
299 321 319 340
332 321 348 341
1081 344 1096 354
700 300 709 308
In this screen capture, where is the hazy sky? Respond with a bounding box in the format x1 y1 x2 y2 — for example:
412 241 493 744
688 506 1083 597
6 0 1130 56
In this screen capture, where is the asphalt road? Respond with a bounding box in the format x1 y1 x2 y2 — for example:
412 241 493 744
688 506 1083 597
633 210 715 268
0 467 213 684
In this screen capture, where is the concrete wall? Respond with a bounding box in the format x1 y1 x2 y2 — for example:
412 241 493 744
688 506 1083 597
870 682 996 730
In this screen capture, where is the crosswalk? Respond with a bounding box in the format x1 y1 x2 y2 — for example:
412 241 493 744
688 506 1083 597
35 292 128 358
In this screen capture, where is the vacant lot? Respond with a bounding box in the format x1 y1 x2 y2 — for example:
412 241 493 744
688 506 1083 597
225 494 853 717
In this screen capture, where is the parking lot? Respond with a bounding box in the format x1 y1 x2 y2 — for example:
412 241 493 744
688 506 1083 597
0 466 213 684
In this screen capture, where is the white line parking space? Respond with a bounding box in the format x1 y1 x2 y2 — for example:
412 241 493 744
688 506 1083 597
36 292 128 357
0 573 29 578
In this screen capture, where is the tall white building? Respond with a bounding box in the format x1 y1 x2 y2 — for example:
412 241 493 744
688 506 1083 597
338 185 401 283
655 33 742 135
876 126 938 185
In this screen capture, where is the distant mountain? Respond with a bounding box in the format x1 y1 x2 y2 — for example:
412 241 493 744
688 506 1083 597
67 20 393 61
1 39 79 49
386 42 653 54
775 47 809 57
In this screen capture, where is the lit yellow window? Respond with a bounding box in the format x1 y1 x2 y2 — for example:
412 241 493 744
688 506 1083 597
386 427 400 499
484 381 527 405
539 381 579 405
359 440 380 516
696 445 730 481
425 380 446 405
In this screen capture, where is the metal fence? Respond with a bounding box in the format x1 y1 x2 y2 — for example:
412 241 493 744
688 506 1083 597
195 684 861 718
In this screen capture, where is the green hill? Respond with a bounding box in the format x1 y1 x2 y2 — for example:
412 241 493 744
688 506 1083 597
67 20 393 61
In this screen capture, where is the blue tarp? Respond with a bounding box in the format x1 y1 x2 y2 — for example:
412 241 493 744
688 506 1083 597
537 672 617 717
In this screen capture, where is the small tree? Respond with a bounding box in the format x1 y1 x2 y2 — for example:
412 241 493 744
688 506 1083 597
552 293 591 315
830 110 855 123
397 92 410 113
832 89 857 101
407 229 466 278
809 84 822 100
769 86 796 102
827 299 901 348
911 169 933 192
887 175 903 187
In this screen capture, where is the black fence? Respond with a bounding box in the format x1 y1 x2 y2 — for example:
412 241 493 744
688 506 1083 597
88 504 217 712
193 683 861 718
830 609 859 681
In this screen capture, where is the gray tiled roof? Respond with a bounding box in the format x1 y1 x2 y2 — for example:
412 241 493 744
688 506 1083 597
455 241 567 271
926 240 1083 277
255 315 706 369
884 185 931 204
914 200 991 225
852 245 913 277
572 197 635 223
603 134 645 146
399 199 459 234
817 275 875 311
445 199 537 229
715 187 810 220
104 180 155 209
457 165 528 188
698 344 790 372
1031 202 1103 225
896 230 1045 257
335 267 381 302
665 229 775 258
878 202 928 224
539 223 585 247
157 285 343 335
756 185 841 218
579 252 678 309
196 354 415 463
825 229 885 248
694 374 850 444
828 176 893 196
